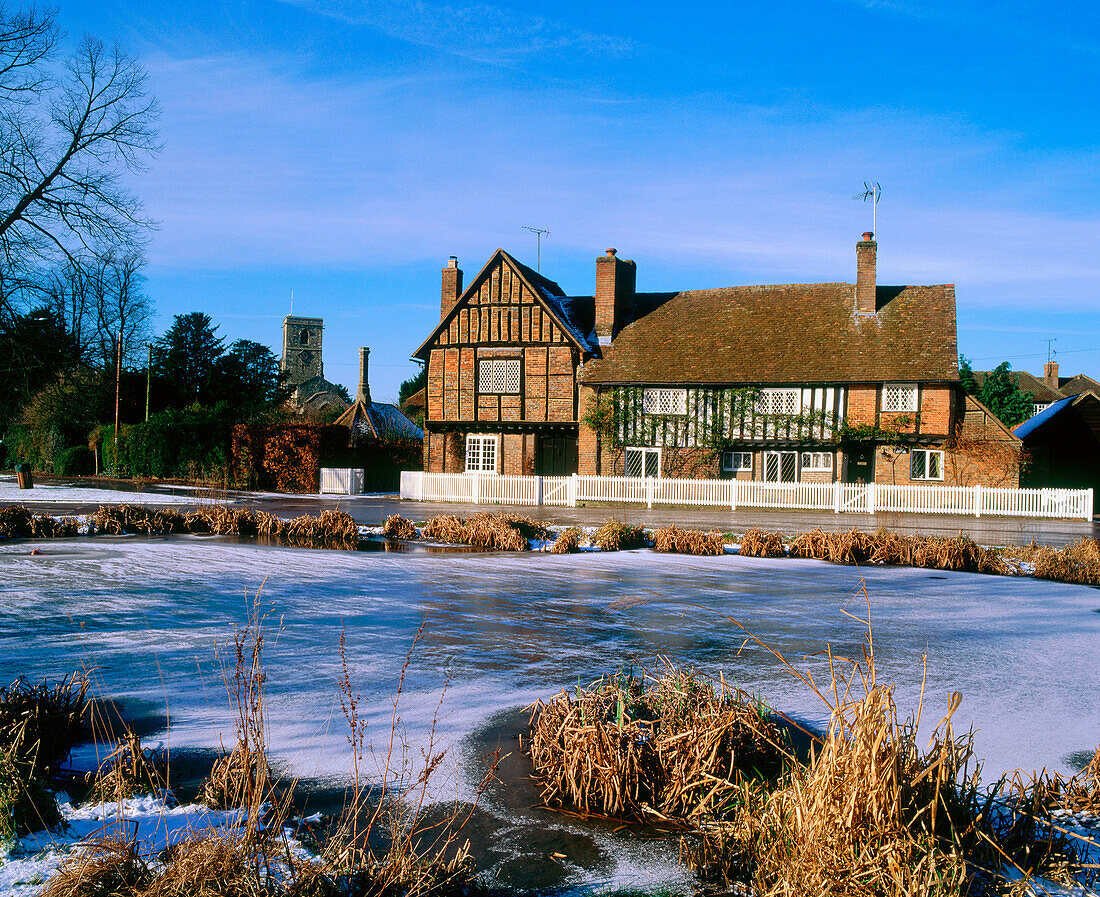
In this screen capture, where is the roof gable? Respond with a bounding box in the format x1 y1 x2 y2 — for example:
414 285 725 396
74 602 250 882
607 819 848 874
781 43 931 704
580 282 959 385
413 249 591 359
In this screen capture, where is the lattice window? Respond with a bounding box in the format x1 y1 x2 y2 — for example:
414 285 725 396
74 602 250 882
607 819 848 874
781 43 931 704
800 452 833 471
910 449 943 481
721 451 752 472
757 388 801 416
625 447 661 478
478 359 521 394
642 388 687 416
883 383 918 413
465 434 499 473
1032 403 1052 418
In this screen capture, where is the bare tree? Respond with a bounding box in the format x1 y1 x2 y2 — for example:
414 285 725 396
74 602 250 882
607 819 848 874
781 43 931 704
0 7 159 311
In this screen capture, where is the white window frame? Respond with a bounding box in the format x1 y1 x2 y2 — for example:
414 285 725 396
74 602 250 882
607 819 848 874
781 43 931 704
625 447 662 478
910 449 943 481
883 383 918 413
721 451 752 472
800 451 832 472
757 388 801 416
465 434 499 474
478 358 521 394
642 388 687 416
1031 402 1052 418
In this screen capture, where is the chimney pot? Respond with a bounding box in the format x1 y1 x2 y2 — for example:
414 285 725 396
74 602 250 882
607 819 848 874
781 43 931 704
606 248 617 257
862 232 874 242
447 256 458 268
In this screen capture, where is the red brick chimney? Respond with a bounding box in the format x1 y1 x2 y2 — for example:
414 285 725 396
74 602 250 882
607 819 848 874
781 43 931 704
1044 360 1059 389
856 232 877 315
594 248 637 345
441 256 463 321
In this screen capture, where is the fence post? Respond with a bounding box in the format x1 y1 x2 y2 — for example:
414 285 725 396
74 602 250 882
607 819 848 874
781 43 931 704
973 484 982 518
866 481 876 515
833 480 842 514
1087 488 1095 521
472 472 481 505
535 475 544 507
646 477 654 509
730 478 738 511
568 473 577 508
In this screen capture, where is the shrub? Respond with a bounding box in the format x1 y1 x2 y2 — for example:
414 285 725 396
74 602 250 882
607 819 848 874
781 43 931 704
52 444 93 476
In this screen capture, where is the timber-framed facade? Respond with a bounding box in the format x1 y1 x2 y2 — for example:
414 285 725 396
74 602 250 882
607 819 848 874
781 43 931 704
413 235 1024 488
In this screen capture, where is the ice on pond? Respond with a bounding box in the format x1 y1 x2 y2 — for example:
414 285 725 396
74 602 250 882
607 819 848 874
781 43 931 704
2 537 1099 892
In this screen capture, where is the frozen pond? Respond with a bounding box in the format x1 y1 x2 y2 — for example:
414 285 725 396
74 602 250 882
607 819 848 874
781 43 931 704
2 536 1100 889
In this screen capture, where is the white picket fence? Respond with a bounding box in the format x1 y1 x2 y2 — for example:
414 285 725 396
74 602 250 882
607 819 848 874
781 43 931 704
399 471 1093 520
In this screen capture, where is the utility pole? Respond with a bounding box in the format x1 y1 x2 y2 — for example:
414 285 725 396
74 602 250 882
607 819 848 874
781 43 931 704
113 332 122 473
145 343 152 422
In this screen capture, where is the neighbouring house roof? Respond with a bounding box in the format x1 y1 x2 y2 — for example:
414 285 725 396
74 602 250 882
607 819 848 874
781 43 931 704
335 400 423 441
401 387 426 412
971 370 1063 404
579 283 958 385
1058 374 1100 397
1012 395 1076 439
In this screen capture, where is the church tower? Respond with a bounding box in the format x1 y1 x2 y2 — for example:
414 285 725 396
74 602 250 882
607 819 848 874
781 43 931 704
282 315 325 387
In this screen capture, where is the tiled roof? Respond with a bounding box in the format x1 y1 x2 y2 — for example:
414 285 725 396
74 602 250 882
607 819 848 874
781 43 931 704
579 283 958 385
1058 374 1100 397
335 400 423 440
972 370 1061 403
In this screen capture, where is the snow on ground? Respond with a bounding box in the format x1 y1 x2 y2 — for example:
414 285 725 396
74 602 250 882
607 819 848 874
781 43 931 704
0 794 247 894
2 537 1100 893
0 477 230 506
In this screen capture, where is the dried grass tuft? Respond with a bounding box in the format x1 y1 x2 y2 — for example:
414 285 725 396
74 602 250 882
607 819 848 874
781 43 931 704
737 527 785 558
89 730 168 803
422 513 541 551
529 664 787 821
592 519 649 552
550 526 584 554
36 837 152 897
382 514 418 540
653 524 725 556
0 673 88 776
0 505 79 540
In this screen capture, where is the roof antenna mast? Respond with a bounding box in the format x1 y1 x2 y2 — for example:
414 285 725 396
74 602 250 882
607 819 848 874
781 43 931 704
1047 338 1057 364
853 182 882 235
521 225 551 273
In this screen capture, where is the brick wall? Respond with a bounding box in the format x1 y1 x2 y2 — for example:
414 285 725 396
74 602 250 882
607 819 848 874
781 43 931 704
943 394 1023 486
847 385 877 426
919 386 951 435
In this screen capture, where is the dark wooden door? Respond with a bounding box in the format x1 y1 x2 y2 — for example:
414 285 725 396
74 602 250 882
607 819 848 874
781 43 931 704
844 445 875 484
537 436 578 476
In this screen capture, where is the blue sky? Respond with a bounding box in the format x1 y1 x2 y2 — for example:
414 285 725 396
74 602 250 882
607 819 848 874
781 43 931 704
57 0 1100 401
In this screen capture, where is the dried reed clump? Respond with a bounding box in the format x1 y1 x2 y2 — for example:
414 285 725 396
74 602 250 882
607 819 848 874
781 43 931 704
0 673 89 776
737 527 785 558
550 526 584 554
421 513 542 551
421 514 467 543
0 505 79 540
88 730 168 803
91 504 186 535
1007 742 1100 817
653 524 726 556
592 519 649 551
785 528 1010 574
681 611 1090 896
382 514 418 540
199 739 277 811
281 510 361 549
1031 538 1100 585
528 665 787 821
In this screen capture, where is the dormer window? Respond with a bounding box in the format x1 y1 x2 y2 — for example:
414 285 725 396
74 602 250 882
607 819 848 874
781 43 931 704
642 388 687 416
883 383 917 413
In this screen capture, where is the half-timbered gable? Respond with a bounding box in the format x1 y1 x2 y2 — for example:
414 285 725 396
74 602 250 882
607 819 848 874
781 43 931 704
414 249 595 476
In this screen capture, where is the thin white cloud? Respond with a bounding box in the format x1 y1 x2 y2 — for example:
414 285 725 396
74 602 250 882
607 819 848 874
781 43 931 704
275 0 638 63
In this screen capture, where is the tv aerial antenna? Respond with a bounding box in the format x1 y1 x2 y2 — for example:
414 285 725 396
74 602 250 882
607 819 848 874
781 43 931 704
853 182 882 236
522 225 551 272
1047 338 1058 364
